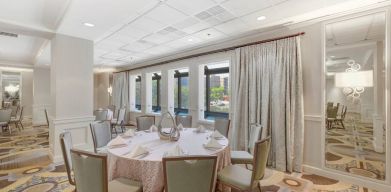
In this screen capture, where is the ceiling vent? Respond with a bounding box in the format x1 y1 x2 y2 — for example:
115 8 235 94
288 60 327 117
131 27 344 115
0 31 18 38
195 5 235 25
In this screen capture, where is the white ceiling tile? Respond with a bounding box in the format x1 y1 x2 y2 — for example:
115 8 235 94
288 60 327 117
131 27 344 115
193 28 228 40
142 33 177 44
117 25 150 39
130 16 167 34
214 18 253 35
100 50 130 60
96 40 127 51
181 21 212 34
166 0 217 15
174 17 201 29
143 45 175 55
120 40 157 52
106 34 137 44
144 4 188 25
221 0 273 16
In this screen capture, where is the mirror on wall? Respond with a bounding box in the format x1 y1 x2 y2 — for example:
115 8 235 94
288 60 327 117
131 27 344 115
1 71 21 108
324 12 386 180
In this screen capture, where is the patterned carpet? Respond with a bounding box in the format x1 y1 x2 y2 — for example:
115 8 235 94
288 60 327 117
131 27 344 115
0 120 378 192
325 113 385 181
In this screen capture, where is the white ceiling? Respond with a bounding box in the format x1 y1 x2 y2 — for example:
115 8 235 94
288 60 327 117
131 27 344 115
0 0 389 68
326 13 385 73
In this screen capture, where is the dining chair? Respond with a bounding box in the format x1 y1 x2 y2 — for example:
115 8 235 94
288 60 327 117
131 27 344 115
10 105 19 118
214 118 230 137
10 106 24 131
60 132 75 185
111 108 126 134
175 115 192 128
217 137 271 192
107 105 116 118
90 121 112 153
94 109 109 121
163 156 218 192
231 124 263 167
335 105 347 129
70 148 142 192
136 115 155 131
0 109 13 134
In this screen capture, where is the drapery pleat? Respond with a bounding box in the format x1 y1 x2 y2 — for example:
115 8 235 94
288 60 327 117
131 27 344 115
231 37 304 172
112 72 129 122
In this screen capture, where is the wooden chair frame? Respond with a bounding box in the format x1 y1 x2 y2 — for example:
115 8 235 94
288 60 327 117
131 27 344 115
162 155 218 192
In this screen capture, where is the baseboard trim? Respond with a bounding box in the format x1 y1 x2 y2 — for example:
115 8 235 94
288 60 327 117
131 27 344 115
303 165 390 192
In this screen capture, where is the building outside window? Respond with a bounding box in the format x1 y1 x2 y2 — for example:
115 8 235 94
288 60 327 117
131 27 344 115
174 69 189 115
151 72 161 112
135 75 141 111
204 62 229 120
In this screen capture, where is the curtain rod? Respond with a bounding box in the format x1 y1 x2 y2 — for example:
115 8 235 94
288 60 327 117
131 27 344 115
114 32 305 73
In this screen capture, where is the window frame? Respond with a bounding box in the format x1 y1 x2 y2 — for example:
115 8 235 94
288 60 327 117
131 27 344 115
204 65 229 119
135 75 142 111
174 70 189 115
151 73 161 113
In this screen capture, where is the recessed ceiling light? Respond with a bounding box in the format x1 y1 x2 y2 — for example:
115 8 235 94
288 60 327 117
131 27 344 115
83 22 95 27
188 38 193 42
256 16 266 21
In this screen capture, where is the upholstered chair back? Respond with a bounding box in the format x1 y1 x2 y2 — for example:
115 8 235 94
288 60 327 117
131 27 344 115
94 109 108 121
163 156 217 192
60 132 75 185
0 109 12 122
251 136 271 188
175 115 192 127
248 124 263 154
90 121 112 153
116 108 126 124
136 115 155 131
71 149 108 192
214 118 230 137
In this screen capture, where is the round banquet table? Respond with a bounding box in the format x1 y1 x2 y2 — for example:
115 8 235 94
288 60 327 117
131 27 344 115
107 128 231 192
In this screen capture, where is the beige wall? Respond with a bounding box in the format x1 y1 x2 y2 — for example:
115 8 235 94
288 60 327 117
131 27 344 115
93 72 111 109
33 67 50 125
21 71 34 118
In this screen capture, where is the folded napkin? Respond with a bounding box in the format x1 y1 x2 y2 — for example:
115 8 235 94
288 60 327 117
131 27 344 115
124 129 136 137
177 123 184 130
211 130 224 139
107 136 127 148
204 138 223 149
150 125 158 132
126 144 149 158
164 144 184 157
195 125 206 133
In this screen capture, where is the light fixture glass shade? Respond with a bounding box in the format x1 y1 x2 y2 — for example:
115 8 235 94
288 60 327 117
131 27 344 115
335 70 373 88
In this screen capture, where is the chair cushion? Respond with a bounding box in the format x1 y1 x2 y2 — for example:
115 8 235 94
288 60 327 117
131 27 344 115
0 122 8 126
109 177 142 192
218 165 252 190
231 151 253 164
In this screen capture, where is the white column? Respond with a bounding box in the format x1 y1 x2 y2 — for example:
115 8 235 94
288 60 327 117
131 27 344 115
33 67 50 126
50 34 94 163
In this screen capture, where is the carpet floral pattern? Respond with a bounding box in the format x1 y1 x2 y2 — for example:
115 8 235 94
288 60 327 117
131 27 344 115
325 114 385 181
0 120 379 192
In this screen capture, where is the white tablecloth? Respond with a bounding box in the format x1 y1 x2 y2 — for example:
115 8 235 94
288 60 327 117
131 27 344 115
107 128 231 192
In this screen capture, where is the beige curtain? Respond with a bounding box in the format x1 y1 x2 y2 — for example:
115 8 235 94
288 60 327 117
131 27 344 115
231 36 304 172
112 72 129 121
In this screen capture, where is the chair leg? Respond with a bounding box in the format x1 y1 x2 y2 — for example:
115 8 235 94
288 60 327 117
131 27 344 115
258 183 262 192
340 120 345 129
8 125 11 135
15 122 21 132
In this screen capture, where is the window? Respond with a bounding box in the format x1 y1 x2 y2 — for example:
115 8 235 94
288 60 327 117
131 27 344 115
204 62 229 120
174 69 189 115
135 75 141 111
151 72 161 113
